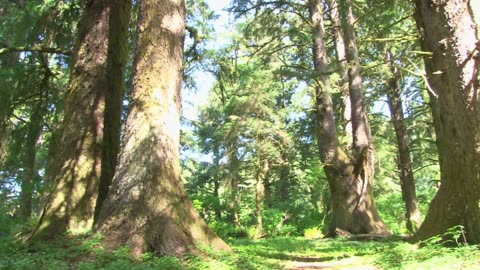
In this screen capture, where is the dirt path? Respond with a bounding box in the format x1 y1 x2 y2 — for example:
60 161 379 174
283 256 379 270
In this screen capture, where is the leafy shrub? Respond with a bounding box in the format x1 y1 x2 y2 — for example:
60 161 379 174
262 209 288 236
275 224 297 237
247 226 263 239
209 221 248 238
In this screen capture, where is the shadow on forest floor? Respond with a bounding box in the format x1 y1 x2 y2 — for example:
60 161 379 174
229 237 480 270
0 233 479 269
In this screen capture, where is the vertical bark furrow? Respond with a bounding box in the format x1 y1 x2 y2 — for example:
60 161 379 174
31 1 111 240
94 0 132 223
310 0 389 236
96 0 230 256
413 0 480 244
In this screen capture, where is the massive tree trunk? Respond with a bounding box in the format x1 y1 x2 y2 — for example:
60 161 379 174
309 0 389 236
95 0 231 256
412 0 480 244
385 50 422 233
31 0 127 240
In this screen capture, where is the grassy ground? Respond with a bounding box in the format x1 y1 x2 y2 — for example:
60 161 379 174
1 233 479 270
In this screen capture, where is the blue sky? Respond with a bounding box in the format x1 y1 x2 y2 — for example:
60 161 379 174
180 1 233 163
182 1 232 122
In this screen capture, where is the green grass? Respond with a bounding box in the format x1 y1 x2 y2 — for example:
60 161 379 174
0 233 479 269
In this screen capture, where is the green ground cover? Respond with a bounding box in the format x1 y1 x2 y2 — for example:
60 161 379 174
1 232 478 270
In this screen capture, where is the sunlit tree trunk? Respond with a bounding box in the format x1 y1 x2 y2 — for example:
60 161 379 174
95 0 231 256
339 0 371 162
309 0 389 236
30 0 113 240
326 0 351 138
412 0 480 244
385 50 421 233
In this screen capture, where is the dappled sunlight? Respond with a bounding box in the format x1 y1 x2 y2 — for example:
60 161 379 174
1 0 479 268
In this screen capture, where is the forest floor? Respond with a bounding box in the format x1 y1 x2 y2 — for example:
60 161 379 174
0 233 479 269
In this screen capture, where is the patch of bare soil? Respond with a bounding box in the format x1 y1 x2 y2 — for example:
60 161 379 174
284 256 379 270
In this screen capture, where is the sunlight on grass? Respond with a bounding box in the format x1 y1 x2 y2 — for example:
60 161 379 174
304 226 324 239
0 234 479 270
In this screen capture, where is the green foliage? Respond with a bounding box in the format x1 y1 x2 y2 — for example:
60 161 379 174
0 0 76 219
377 241 479 270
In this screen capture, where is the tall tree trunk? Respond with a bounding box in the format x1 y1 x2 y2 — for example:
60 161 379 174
31 0 114 240
213 175 222 219
412 0 480 244
339 0 371 159
278 151 290 200
19 105 43 220
255 158 268 234
94 0 132 222
326 0 351 138
278 160 291 201
264 167 272 207
0 122 7 167
309 0 389 236
18 68 49 220
385 50 421 233
95 0 231 256
0 30 20 166
211 148 222 220
227 143 241 227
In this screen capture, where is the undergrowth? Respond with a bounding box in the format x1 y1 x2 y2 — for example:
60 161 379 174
0 231 478 269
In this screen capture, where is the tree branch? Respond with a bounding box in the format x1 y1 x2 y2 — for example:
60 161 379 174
0 45 72 56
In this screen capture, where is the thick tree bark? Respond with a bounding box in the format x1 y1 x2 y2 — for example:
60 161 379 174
309 0 389 236
385 50 422 233
94 0 132 222
95 0 231 256
412 0 480 244
30 0 112 240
